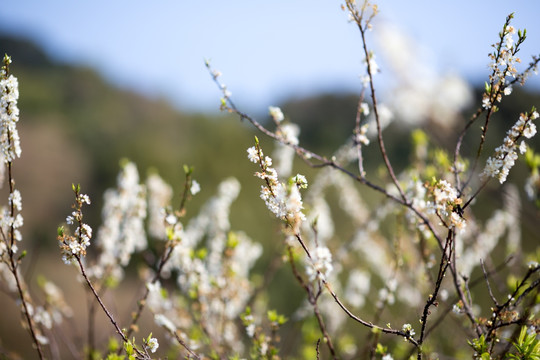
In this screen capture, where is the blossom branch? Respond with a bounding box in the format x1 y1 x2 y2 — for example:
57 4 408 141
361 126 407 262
416 230 454 359
0 54 45 359
286 245 338 359
345 0 408 203
206 63 444 249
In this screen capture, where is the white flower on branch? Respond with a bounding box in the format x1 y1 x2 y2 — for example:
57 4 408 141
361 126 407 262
482 110 537 184
147 337 159 353
273 123 300 178
190 179 201 195
249 143 307 233
90 161 147 281
146 173 173 240
0 65 21 163
268 106 284 123
305 246 333 282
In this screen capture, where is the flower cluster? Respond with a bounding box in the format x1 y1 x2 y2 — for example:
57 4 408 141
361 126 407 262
268 106 284 123
0 55 24 254
456 185 521 277
428 179 466 232
0 54 21 164
482 109 538 183
402 323 416 338
361 51 379 87
146 177 263 355
90 161 147 282
354 123 370 146
0 189 24 254
58 188 93 264
304 245 333 282
146 172 173 240
273 122 300 177
145 335 159 354
248 139 307 233
482 15 525 109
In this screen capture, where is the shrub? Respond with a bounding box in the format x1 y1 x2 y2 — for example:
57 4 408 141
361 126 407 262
1 1 539 359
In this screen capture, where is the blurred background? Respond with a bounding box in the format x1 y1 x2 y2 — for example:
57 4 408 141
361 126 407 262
1 1 540 358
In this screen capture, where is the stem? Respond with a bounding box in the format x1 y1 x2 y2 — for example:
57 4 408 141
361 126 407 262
417 230 454 359
124 242 176 340
286 246 338 359
3 129 46 359
76 256 146 359
349 1 407 203
9 258 46 359
293 233 419 347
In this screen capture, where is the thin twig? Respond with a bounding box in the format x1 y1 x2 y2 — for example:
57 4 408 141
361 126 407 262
417 230 454 359
481 259 500 307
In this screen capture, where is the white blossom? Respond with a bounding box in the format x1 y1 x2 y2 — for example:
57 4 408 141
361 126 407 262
147 337 159 353
155 313 177 333
146 173 173 240
268 106 284 123
402 323 416 337
305 246 333 282
91 161 147 281
0 69 22 163
482 110 537 183
190 179 201 195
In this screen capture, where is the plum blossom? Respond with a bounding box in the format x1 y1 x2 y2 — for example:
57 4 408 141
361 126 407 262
268 106 284 123
248 142 307 233
482 110 538 184
58 191 93 264
90 161 147 281
0 55 21 163
428 179 466 232
147 337 159 353
305 246 333 282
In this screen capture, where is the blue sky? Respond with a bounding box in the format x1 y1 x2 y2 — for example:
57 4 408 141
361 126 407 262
1 1 539 113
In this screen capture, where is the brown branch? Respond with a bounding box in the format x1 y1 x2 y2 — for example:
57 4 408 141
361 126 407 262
416 230 454 359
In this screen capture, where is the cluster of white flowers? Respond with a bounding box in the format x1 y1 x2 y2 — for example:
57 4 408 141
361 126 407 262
482 110 538 184
428 179 466 232
376 24 472 129
146 336 159 353
248 143 307 233
402 323 416 338
524 171 539 202
59 191 92 264
305 246 333 282
268 106 284 123
456 187 521 278
344 269 371 308
40 279 73 321
0 55 21 164
483 21 521 109
276 123 299 146
0 189 24 252
404 179 430 235
190 179 201 195
430 180 458 216
153 177 261 353
146 173 173 240
90 161 147 281
273 122 300 177
154 313 177 333
0 56 24 255
361 51 379 87
354 123 370 146
241 312 256 338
